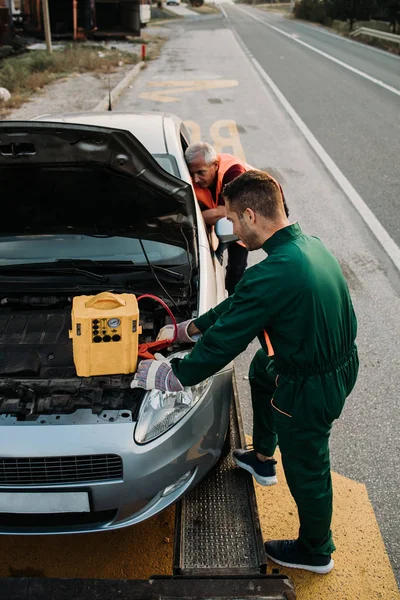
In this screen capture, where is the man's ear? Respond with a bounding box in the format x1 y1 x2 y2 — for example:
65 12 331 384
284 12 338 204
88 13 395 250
244 208 256 224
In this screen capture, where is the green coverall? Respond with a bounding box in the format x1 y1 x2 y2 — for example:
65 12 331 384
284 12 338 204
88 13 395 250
171 223 359 556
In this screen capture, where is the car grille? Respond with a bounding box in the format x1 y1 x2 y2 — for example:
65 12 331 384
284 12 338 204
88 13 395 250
0 454 123 485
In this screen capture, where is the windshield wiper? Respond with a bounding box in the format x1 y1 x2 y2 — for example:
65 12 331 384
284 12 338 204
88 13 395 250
55 259 185 281
0 260 184 282
0 263 108 283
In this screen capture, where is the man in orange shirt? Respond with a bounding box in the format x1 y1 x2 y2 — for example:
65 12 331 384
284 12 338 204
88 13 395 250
185 142 289 294
185 142 250 294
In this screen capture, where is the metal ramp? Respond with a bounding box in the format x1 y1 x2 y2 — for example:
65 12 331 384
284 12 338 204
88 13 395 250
171 372 295 597
174 374 267 576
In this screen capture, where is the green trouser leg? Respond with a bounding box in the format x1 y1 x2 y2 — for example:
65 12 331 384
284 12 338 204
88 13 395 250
249 347 358 555
249 349 278 457
274 396 335 556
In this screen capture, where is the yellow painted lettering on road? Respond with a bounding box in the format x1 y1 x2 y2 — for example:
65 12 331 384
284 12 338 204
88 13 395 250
139 80 238 103
210 120 247 162
183 121 202 144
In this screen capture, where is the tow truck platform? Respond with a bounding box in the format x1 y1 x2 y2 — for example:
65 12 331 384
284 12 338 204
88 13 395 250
0 374 295 599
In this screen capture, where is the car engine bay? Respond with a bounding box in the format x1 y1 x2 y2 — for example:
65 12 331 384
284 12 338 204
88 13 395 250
0 293 191 421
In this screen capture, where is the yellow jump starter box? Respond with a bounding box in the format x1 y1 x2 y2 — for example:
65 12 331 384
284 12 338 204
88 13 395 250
69 292 142 377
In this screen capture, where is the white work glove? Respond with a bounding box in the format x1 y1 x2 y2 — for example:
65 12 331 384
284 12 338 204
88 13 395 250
156 319 201 344
130 357 184 392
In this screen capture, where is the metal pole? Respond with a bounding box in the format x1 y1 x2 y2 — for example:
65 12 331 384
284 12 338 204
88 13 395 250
42 0 52 53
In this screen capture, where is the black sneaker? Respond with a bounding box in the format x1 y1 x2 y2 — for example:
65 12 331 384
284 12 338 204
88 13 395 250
233 448 278 486
265 539 334 574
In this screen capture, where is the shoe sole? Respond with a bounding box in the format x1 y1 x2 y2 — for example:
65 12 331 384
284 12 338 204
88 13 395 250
265 553 334 574
233 455 278 486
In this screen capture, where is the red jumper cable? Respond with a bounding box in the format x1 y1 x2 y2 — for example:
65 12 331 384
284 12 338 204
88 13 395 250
137 294 178 360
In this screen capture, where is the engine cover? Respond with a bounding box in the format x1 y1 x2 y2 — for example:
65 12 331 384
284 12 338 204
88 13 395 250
69 292 142 377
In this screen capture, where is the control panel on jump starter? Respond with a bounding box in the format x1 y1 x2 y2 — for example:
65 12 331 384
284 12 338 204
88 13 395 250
92 317 123 343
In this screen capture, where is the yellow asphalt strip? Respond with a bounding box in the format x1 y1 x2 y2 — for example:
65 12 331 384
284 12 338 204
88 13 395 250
0 507 174 579
254 448 400 600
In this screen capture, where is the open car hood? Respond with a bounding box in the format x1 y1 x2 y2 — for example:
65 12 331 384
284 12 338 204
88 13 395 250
0 121 197 258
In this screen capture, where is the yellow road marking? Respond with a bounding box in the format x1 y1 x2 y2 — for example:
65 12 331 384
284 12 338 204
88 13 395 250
183 120 202 144
0 508 175 579
210 119 247 162
182 120 247 162
249 442 400 600
139 79 238 102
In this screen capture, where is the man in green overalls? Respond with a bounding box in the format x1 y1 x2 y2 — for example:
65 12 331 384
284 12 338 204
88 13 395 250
132 170 359 574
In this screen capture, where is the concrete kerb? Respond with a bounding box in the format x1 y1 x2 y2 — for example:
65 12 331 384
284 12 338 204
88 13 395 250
93 61 145 111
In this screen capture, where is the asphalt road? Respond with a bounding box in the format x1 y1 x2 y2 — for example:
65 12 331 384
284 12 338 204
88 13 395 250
2 6 399 594
217 5 400 583
117 9 400 585
223 4 400 246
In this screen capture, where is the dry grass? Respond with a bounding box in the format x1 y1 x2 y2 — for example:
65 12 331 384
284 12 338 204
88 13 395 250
256 2 291 12
187 3 220 14
0 44 138 112
329 20 400 55
138 31 169 61
344 33 400 55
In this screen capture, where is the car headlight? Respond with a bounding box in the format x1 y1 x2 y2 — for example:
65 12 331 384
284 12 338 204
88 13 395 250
134 351 212 444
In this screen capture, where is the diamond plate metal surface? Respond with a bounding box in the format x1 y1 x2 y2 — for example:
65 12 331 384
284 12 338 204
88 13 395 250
179 400 264 574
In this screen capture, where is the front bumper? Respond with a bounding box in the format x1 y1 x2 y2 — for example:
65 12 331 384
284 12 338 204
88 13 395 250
0 370 232 534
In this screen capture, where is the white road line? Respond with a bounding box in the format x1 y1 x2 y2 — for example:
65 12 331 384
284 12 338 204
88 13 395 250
289 19 400 60
232 4 400 98
220 4 400 272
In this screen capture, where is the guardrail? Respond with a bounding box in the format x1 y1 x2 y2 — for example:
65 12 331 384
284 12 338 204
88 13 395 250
350 27 400 44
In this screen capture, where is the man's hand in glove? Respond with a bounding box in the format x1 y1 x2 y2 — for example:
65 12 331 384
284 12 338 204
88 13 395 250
156 319 202 344
131 358 184 392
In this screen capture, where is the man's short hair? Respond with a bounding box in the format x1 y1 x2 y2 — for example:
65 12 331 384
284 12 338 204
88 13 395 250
185 142 217 166
222 170 287 220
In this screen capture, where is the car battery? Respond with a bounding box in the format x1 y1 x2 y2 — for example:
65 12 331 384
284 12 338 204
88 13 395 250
69 292 142 377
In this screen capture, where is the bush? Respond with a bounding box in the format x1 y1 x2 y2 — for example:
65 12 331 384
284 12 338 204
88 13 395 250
294 0 327 22
29 52 57 73
0 46 14 60
332 18 350 31
0 62 28 92
12 35 29 52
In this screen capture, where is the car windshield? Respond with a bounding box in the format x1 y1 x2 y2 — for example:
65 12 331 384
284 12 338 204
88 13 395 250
0 151 190 268
0 235 188 267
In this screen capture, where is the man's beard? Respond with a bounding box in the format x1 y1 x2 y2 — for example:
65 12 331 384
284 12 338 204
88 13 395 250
240 227 261 251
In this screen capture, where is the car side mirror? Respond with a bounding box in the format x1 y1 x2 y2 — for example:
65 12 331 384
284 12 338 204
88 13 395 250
215 218 238 243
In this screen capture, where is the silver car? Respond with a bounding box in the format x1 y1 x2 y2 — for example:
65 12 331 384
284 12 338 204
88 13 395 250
0 112 233 534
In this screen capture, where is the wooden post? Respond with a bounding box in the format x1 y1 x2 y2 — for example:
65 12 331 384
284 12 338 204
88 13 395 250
42 0 52 54
36 0 41 30
73 0 77 40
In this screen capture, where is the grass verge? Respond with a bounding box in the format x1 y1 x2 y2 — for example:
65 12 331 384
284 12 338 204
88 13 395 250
128 31 169 60
253 1 291 12
339 30 400 55
187 3 220 14
0 44 138 112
